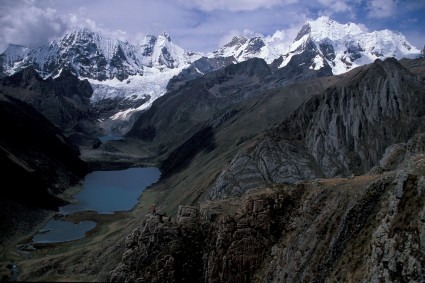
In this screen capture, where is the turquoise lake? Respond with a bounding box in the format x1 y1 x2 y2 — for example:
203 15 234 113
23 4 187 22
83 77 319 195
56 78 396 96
32 167 161 244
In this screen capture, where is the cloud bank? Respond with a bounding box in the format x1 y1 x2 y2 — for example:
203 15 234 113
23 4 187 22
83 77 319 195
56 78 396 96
0 0 423 53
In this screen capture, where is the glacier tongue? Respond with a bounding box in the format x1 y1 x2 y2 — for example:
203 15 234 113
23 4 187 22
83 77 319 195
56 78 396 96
89 66 185 121
87 64 192 134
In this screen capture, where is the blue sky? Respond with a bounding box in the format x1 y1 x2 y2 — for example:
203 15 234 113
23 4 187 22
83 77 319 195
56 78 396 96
0 0 424 53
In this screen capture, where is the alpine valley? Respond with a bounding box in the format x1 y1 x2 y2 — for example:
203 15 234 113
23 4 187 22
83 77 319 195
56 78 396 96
1 16 425 282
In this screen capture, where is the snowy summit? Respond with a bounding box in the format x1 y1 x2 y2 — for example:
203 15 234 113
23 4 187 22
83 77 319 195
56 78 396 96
279 16 420 74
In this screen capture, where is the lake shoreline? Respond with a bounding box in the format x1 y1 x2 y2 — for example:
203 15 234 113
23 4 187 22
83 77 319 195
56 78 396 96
32 167 160 243
0 164 162 281
12 183 163 281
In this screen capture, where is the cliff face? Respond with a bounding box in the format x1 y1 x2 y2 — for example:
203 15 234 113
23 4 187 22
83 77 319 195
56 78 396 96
110 142 425 282
209 58 425 200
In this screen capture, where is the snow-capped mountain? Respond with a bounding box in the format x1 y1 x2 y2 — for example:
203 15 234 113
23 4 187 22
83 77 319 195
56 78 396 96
278 16 420 75
140 32 194 69
0 44 30 74
209 36 279 64
167 36 282 91
0 28 199 81
0 17 421 132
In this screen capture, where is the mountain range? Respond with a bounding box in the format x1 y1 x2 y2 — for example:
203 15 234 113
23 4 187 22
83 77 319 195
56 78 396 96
0 16 421 132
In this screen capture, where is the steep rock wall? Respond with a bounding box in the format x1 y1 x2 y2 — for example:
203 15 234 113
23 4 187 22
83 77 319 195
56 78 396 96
209 58 425 200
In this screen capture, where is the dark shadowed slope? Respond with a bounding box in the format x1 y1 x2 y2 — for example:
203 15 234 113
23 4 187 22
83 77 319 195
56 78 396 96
0 92 88 243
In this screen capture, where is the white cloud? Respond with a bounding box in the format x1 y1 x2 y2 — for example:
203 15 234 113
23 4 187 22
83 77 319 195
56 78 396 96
264 24 305 53
65 13 129 42
317 0 351 12
367 0 397 18
357 23 369 32
218 29 264 46
315 0 363 19
0 1 68 51
0 1 136 52
178 0 298 12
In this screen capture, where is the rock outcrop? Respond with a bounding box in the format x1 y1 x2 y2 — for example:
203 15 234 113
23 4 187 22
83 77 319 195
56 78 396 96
110 188 300 282
111 150 425 282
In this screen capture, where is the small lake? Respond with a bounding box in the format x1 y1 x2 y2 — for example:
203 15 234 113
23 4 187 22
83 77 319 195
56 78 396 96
98 135 124 143
33 167 161 244
32 220 97 243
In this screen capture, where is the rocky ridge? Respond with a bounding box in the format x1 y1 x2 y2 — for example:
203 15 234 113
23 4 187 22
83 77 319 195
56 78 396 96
209 57 425 200
127 54 335 162
0 66 98 145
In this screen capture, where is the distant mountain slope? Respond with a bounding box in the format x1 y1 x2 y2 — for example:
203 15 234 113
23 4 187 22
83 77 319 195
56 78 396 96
127 56 331 158
1 18 418 82
168 16 420 94
209 35 279 63
0 66 98 145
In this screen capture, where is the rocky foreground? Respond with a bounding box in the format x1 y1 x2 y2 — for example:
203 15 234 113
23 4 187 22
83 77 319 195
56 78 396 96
110 142 425 282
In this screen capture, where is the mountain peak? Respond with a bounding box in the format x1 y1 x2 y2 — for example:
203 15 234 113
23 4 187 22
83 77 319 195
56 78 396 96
311 15 336 25
140 32 172 45
4 43 29 50
159 32 171 42
2 44 30 57
78 27 93 34
211 35 278 64
70 27 98 38
224 36 248 48
306 16 363 41
281 16 421 75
